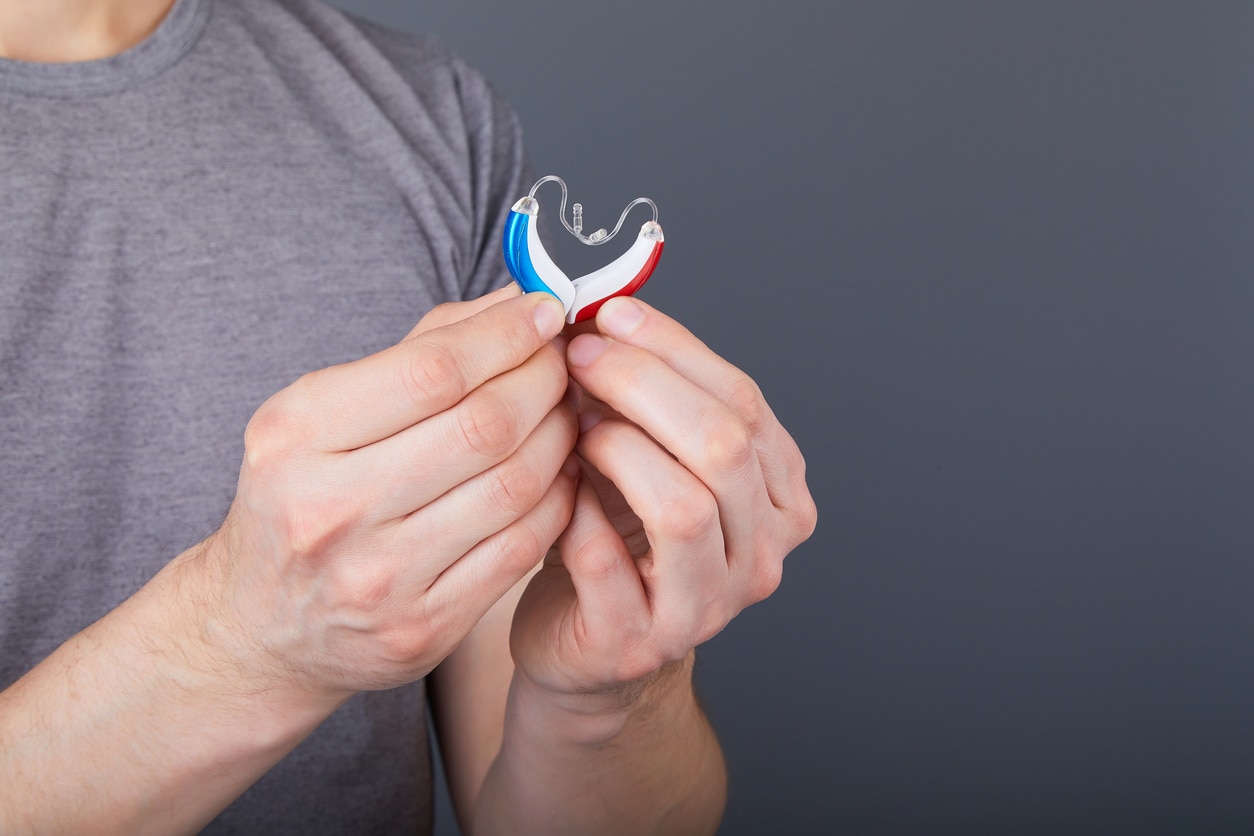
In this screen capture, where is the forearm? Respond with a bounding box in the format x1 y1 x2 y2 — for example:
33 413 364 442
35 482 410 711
0 545 343 835
474 653 727 836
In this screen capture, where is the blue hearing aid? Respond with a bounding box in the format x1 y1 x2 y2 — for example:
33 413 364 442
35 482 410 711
502 175 665 323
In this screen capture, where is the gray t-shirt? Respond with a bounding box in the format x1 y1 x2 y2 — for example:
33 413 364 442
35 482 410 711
0 0 528 830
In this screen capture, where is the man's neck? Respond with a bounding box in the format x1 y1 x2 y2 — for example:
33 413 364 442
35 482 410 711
0 0 177 63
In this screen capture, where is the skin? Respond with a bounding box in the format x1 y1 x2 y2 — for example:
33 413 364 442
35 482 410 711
0 5 818 833
0 0 173 61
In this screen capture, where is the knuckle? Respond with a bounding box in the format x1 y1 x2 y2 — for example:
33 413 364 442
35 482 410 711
456 393 520 459
489 524 546 574
746 559 784 604
376 625 435 669
571 533 626 584
334 563 394 614
702 414 755 474
418 300 460 331
482 459 546 517
691 615 729 649
781 451 818 544
408 589 456 646
652 487 719 545
243 388 313 471
725 374 769 434
531 479 577 546
242 410 280 474
795 490 819 541
399 342 466 410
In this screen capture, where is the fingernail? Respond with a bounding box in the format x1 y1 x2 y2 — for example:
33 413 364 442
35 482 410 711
533 295 565 337
567 334 609 367
599 296 645 337
579 410 604 433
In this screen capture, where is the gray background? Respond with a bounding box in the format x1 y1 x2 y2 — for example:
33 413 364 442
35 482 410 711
335 2 1254 833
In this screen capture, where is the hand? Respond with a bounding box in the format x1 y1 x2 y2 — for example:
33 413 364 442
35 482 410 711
509 297 817 700
192 288 579 698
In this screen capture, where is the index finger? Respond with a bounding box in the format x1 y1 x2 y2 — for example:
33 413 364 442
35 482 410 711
295 291 567 451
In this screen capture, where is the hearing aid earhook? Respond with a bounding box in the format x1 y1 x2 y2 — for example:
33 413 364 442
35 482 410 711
502 175 665 324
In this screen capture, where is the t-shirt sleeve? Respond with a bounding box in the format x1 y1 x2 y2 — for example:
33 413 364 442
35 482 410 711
336 9 533 304
449 57 534 301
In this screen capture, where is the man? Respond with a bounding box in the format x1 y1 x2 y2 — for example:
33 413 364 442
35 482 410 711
0 0 816 832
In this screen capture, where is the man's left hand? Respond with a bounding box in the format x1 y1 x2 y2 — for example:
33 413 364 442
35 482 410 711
510 296 818 701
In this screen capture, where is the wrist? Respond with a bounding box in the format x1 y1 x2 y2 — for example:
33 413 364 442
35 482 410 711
0 541 350 833
507 653 699 748
478 653 726 836
143 538 349 738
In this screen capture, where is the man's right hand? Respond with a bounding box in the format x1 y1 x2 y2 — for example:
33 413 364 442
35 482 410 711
189 288 577 698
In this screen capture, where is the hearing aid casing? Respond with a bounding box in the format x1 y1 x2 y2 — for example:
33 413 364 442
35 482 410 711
502 177 665 324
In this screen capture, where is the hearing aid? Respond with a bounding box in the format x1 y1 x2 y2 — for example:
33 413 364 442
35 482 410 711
502 175 665 324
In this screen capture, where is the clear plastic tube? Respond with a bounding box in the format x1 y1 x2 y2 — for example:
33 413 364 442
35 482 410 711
527 175 659 247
